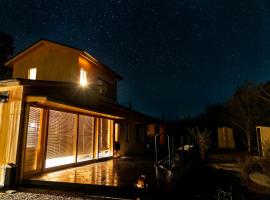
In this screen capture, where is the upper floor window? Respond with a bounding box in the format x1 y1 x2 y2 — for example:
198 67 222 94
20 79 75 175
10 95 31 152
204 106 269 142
80 68 87 86
28 67 37 80
97 78 108 95
96 78 116 99
114 123 119 142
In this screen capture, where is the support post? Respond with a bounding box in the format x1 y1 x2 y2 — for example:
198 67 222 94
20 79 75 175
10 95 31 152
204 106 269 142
155 133 160 166
167 135 171 169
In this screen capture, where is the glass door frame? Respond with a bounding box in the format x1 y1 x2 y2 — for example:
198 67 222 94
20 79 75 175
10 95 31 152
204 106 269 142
43 108 78 172
22 105 48 177
22 104 116 177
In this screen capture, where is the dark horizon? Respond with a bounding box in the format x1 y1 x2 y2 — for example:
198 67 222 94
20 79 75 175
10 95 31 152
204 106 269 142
1 0 270 119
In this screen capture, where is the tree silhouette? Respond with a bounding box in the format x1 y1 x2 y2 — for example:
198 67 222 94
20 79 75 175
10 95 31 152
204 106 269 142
188 127 211 161
0 31 14 80
227 82 270 153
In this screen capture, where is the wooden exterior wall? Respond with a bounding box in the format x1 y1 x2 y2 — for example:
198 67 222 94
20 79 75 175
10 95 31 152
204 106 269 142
11 41 118 102
118 120 146 156
78 55 117 101
12 42 81 83
217 127 235 149
257 126 270 157
78 56 117 89
0 86 23 185
147 124 156 137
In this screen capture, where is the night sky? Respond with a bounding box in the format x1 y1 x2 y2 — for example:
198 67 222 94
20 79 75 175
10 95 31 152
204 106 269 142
1 1 270 119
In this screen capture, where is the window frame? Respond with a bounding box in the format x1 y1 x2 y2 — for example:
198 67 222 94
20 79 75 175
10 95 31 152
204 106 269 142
28 67 37 80
80 68 87 86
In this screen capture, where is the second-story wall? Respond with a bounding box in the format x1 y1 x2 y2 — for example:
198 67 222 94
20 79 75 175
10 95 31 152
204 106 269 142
10 40 119 102
12 42 81 83
78 55 117 101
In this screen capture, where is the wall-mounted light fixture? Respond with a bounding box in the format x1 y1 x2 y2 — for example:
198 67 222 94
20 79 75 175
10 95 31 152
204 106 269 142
0 91 9 103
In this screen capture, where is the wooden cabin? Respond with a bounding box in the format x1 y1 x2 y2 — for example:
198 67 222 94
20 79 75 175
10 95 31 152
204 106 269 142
0 39 158 186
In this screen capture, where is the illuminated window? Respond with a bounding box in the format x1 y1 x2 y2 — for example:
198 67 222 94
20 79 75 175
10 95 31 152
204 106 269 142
80 68 87 86
28 67 37 80
24 107 42 173
77 115 95 162
98 118 114 158
115 123 119 142
45 110 77 168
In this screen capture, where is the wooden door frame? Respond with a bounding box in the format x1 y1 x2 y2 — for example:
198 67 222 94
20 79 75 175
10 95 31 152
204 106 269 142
21 105 47 178
21 105 117 178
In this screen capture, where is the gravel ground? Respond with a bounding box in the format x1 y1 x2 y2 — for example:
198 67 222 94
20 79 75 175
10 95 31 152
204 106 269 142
0 189 132 200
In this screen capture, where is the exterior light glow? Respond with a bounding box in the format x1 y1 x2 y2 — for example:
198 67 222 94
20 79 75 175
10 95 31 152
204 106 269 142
80 68 87 86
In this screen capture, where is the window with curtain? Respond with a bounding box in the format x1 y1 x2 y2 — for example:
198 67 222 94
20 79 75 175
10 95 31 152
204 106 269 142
114 123 119 142
77 115 94 162
98 118 113 158
28 67 37 80
45 110 77 168
24 107 42 173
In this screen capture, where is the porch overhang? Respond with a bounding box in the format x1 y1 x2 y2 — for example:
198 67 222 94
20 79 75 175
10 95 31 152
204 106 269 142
26 95 124 120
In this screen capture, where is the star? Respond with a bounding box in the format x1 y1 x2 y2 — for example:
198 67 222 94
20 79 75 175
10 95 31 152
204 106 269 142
0 0 269 117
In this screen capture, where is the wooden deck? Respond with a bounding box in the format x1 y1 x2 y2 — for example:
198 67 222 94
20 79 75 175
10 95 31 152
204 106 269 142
26 157 156 189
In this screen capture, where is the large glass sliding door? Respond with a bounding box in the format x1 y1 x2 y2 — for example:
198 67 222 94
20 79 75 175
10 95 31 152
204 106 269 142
77 115 95 162
45 110 77 168
24 106 116 175
24 107 42 174
98 118 114 158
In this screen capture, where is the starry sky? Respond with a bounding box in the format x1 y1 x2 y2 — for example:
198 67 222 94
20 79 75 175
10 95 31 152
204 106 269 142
1 0 270 119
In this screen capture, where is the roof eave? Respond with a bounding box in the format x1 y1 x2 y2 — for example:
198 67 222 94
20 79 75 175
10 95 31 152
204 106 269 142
82 51 123 80
5 39 45 67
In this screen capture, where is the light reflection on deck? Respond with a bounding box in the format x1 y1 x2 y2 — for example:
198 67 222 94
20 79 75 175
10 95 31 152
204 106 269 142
30 157 155 188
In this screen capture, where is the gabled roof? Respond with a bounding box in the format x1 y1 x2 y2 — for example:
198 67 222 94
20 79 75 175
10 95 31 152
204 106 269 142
5 39 123 80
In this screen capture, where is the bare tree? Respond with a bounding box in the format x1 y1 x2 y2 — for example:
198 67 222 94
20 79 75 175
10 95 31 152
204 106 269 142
226 82 270 153
188 127 211 161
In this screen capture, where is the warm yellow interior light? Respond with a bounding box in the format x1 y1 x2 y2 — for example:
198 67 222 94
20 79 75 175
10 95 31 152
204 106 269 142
45 156 74 168
115 123 119 142
107 120 111 148
80 68 87 86
28 67 37 80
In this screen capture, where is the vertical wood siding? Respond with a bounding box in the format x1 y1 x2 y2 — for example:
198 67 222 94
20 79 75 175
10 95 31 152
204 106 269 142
0 86 23 185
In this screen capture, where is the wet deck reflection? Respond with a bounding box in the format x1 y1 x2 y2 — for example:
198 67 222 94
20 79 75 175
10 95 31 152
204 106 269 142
30 157 155 188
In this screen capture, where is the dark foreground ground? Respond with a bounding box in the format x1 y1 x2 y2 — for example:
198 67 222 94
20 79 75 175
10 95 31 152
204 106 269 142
1 164 269 200
148 166 270 200
158 164 270 200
